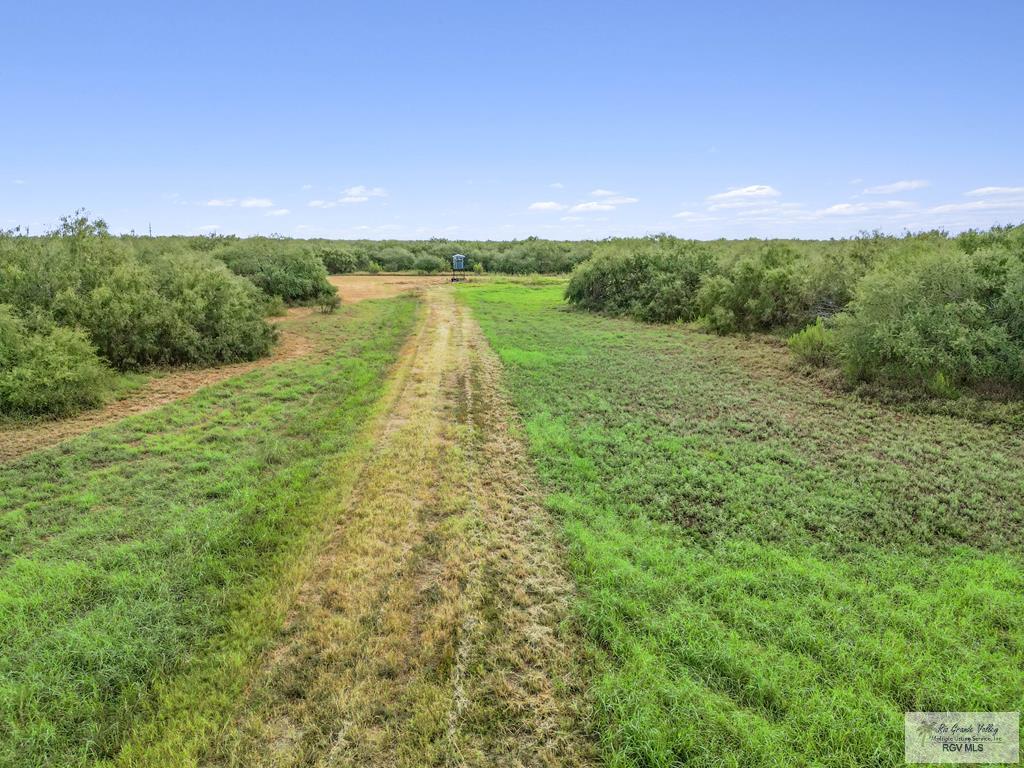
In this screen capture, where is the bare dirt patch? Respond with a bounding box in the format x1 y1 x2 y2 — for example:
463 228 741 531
329 273 450 303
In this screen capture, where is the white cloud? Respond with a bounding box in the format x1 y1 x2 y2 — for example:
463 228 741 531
12 179 26 185
553 190 639 213
672 210 717 221
528 201 567 211
929 198 1024 214
301 184 313 190
342 185 387 198
549 182 564 189
198 224 221 232
707 200 769 211
816 200 913 216
307 186 387 208
208 197 275 208
863 179 928 194
706 185 780 202
266 208 290 217
965 186 1024 197
560 215 583 221
309 197 365 208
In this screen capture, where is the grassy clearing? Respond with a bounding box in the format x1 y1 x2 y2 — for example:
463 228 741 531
0 296 418 768
207 289 592 767
458 281 1024 767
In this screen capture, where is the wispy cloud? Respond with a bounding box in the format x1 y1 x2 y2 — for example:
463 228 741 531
929 198 1024 214
343 185 387 198
816 200 913 216
205 197 275 208
549 182 564 189
266 208 290 217
533 188 639 214
965 186 1024 197
863 179 928 194
672 210 718 221
706 185 780 202
198 224 221 232
12 179 26 185
307 186 388 209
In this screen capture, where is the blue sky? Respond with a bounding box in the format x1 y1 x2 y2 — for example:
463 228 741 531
2 0 1023 240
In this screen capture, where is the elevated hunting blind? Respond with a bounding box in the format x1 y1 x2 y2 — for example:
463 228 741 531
450 253 467 282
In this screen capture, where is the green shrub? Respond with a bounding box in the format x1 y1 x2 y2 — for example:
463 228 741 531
215 240 334 303
0 306 110 416
318 292 341 313
491 238 592 274
263 295 287 317
565 238 714 322
152 252 277 366
413 255 446 274
0 222 277 373
379 247 415 272
788 319 836 367
315 246 361 274
51 259 168 369
696 244 808 333
832 243 1024 392
0 305 23 370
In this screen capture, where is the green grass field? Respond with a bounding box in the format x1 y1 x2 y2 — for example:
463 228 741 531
2 277 1021 767
0 297 418 767
459 281 1024 767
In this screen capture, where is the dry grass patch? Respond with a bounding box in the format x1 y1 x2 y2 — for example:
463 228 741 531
205 287 593 767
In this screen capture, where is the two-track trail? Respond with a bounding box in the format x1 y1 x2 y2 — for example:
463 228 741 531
205 286 594 767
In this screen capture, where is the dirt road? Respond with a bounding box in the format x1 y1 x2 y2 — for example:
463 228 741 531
328 273 451 302
206 285 593 767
